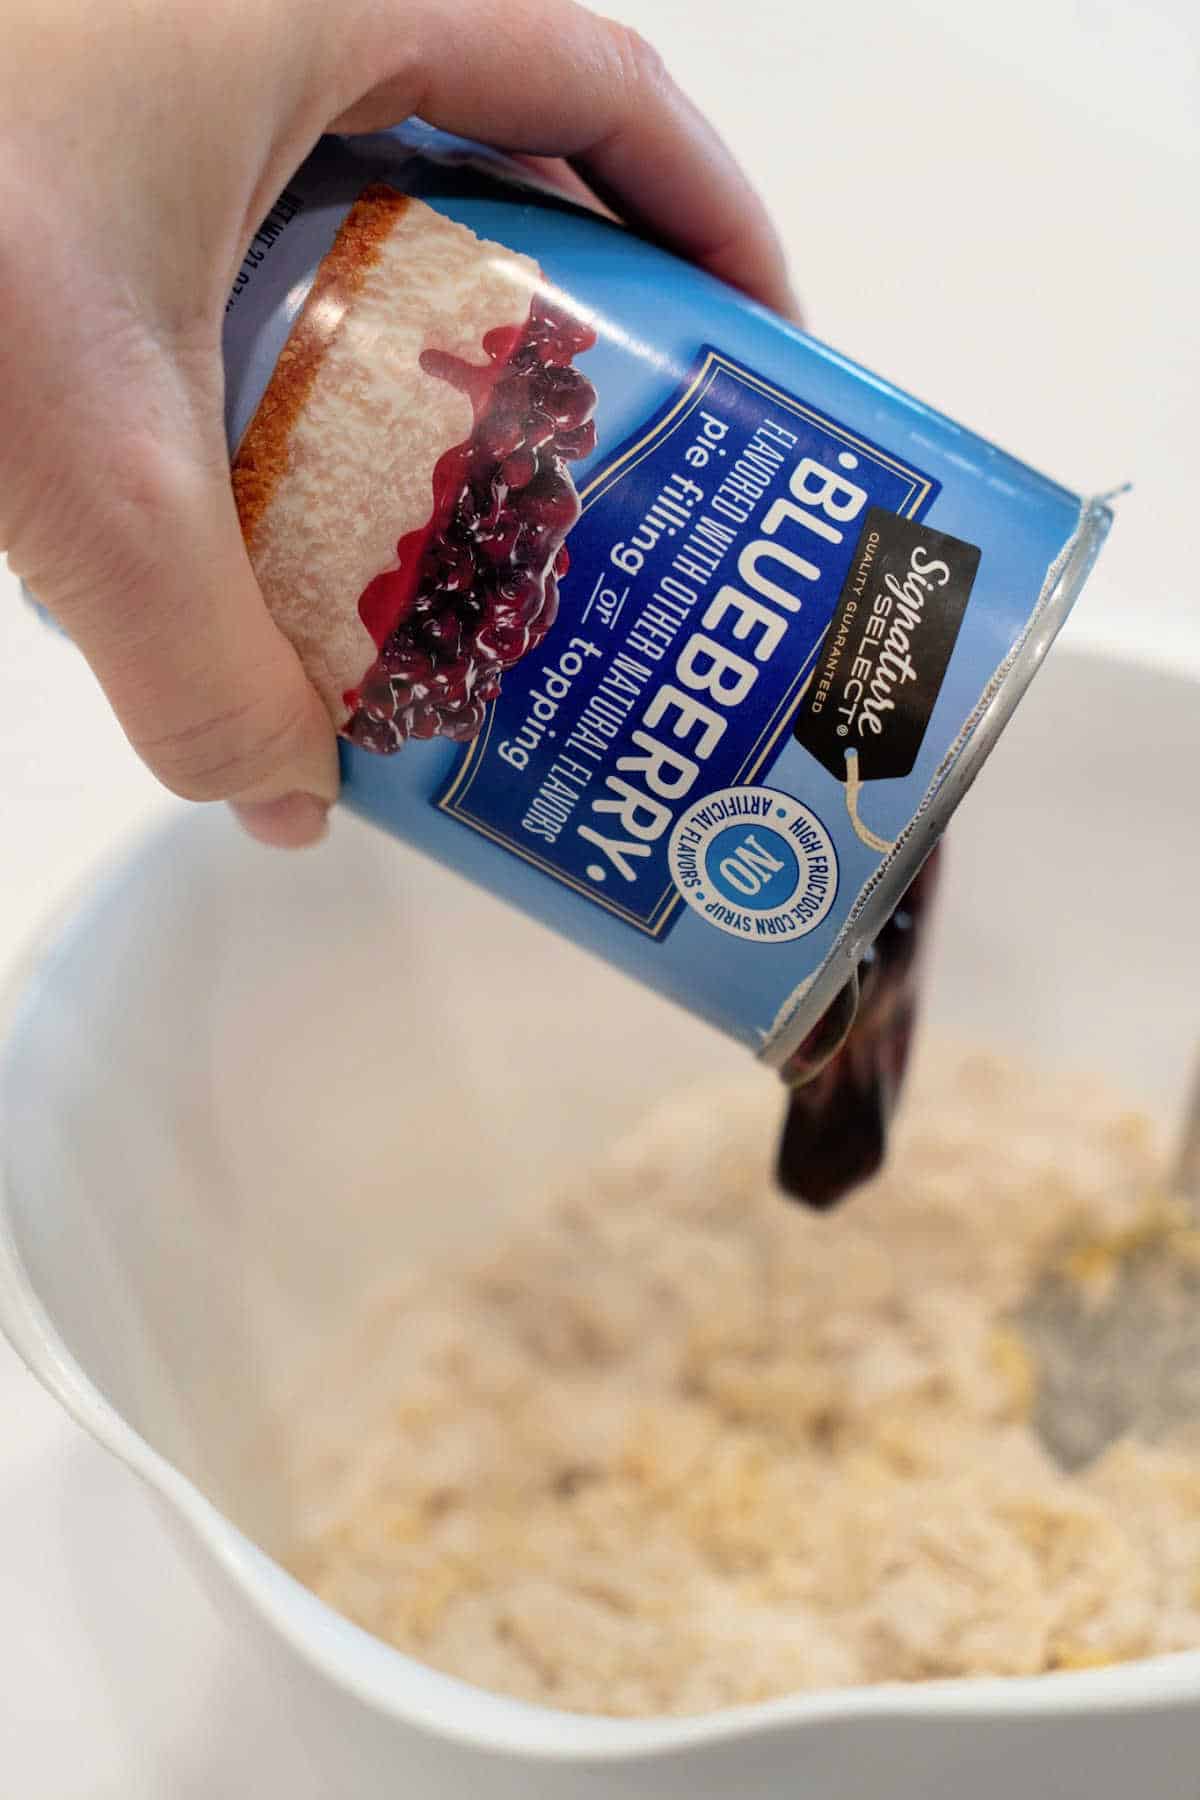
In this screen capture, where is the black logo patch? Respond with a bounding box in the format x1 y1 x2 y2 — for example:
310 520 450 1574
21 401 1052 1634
793 509 980 783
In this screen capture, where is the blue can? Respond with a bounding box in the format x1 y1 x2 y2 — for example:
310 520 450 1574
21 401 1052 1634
221 121 1110 1073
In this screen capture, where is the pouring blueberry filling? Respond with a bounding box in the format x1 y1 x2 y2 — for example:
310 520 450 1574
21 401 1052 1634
777 847 943 1209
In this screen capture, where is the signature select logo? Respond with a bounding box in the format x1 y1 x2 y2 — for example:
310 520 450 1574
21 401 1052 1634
839 541 952 742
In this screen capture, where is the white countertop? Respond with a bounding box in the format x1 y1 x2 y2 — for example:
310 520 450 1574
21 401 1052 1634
1 0 1197 1789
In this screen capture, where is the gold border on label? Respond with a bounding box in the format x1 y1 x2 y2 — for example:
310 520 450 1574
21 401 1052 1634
438 351 934 939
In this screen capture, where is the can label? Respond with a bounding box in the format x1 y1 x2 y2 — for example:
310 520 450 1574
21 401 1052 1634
437 349 942 938
220 125 1104 1060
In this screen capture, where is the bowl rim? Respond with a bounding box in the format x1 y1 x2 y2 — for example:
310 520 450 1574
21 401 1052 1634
5 658 1200 1760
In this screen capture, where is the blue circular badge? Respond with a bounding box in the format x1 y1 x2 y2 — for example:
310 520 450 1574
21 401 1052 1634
668 786 838 942
706 823 801 912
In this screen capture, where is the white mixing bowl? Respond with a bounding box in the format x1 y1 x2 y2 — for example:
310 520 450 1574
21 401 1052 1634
3 646 1200 1797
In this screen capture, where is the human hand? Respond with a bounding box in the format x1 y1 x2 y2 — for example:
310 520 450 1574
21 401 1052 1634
0 0 796 846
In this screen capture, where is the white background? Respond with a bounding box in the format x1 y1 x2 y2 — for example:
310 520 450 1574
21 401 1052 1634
1 0 1198 1789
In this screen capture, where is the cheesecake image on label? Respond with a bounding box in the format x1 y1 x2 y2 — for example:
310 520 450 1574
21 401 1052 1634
232 186 598 751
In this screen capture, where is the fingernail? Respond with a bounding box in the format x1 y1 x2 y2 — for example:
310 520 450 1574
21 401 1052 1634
231 792 331 849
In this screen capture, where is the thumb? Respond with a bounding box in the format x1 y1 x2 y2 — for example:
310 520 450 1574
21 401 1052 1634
28 382 340 849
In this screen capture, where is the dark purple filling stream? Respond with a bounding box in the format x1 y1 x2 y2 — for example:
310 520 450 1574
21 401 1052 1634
776 846 943 1209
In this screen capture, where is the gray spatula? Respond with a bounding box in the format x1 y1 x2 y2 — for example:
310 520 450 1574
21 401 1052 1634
1016 1061 1200 1470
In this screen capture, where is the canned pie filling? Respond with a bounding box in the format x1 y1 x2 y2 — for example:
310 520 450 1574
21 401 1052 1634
223 124 1111 1194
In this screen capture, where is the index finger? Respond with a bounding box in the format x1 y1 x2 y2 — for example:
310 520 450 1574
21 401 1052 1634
330 0 799 319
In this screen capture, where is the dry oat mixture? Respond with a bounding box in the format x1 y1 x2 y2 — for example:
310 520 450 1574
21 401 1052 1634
287 1052 1200 1716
